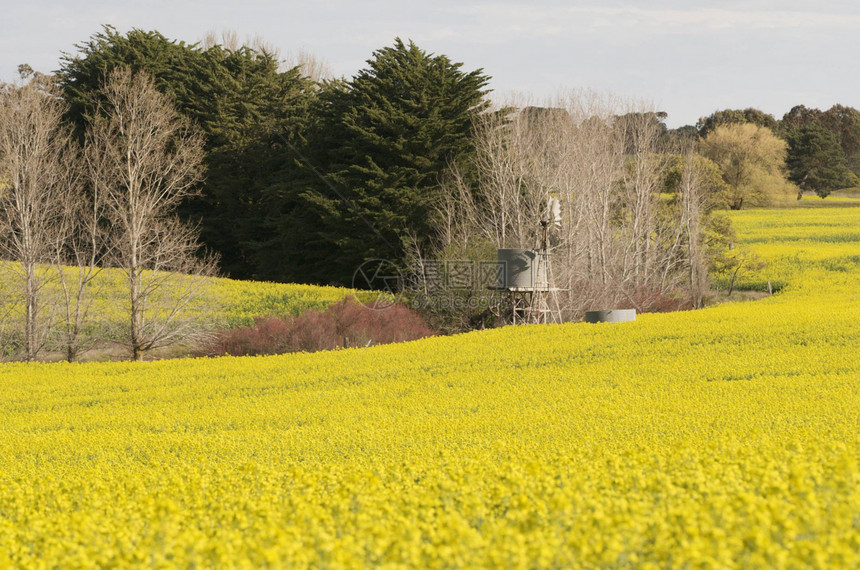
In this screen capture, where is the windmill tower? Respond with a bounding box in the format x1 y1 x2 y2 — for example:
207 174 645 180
494 197 565 324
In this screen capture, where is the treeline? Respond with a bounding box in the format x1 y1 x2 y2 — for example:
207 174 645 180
694 106 860 199
57 27 490 285
10 27 860 293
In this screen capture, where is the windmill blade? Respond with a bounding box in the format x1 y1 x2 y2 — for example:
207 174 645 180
547 197 562 229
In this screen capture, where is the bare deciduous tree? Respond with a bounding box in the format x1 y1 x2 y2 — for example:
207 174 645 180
202 29 287 68
434 91 710 321
87 67 216 360
202 29 242 52
50 136 110 362
0 68 76 360
284 49 333 82
677 150 710 309
618 110 668 292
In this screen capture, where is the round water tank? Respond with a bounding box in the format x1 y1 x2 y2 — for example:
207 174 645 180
584 309 636 323
497 249 547 289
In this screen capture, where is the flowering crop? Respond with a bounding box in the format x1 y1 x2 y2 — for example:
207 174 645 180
205 277 385 327
0 266 372 357
0 207 858 568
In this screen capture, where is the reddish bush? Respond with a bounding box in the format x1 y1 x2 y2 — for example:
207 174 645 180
205 298 436 356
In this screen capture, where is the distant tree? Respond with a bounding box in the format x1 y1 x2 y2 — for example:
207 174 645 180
0 68 77 361
284 49 334 82
58 26 314 278
780 104 860 180
663 153 728 208
87 68 216 360
676 151 708 308
663 125 699 148
697 108 778 138
200 29 278 55
780 105 824 134
616 111 669 151
701 124 794 209
820 104 860 176
272 39 492 285
786 125 852 198
662 151 731 307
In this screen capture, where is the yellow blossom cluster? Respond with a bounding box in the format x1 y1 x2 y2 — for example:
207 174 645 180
0 207 857 568
0 264 368 339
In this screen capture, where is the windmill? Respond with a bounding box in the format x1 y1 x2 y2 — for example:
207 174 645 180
533 196 564 323
493 197 565 324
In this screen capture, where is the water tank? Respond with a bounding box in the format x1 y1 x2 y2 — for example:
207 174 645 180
497 249 548 289
584 309 636 323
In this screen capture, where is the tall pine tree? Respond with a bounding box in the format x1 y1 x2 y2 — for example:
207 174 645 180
267 39 491 284
786 125 852 198
58 26 314 277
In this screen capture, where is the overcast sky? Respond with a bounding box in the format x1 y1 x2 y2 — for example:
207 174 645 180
2 0 858 127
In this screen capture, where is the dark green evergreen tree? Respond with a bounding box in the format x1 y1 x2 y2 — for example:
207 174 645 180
264 39 492 285
57 26 314 278
59 27 206 137
786 125 852 198
781 104 860 179
821 105 860 176
779 105 824 134
186 46 312 278
696 108 778 138
663 124 699 148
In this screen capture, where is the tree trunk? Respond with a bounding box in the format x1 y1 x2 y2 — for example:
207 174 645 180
130 264 142 361
24 260 38 361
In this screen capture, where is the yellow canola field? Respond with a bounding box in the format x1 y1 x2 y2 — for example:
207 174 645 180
0 208 858 568
205 278 381 327
0 263 368 331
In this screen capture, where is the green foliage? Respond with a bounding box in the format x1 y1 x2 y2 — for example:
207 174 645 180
58 26 315 278
263 39 492 285
662 153 729 209
187 46 313 279
59 27 203 136
59 31 491 286
696 108 778 138
704 213 767 294
786 125 853 198
701 124 795 209
779 105 824 134
818 105 860 177
663 125 699 148
781 104 860 178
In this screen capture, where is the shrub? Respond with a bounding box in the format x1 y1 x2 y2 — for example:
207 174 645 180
204 298 435 356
